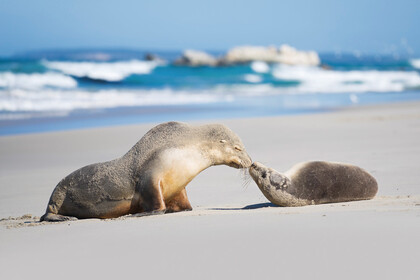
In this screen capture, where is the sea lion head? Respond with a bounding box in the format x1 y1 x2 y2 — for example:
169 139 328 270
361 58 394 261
249 162 290 192
201 124 252 169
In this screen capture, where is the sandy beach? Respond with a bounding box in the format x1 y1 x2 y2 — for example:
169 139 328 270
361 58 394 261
1 102 420 280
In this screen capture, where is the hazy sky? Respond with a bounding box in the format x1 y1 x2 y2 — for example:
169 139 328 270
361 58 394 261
1 0 419 56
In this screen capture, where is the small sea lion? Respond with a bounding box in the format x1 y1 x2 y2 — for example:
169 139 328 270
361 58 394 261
41 122 252 221
249 161 378 206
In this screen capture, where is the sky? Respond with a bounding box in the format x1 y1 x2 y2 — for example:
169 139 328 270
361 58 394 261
1 0 419 56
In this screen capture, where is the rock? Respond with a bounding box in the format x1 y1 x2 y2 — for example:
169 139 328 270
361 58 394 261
221 44 320 66
144 53 165 62
173 45 321 67
276 45 320 66
174 50 218 66
222 46 279 64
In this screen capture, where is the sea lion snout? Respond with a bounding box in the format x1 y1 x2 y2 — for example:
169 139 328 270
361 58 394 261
249 161 265 172
249 162 267 181
229 152 252 169
223 143 252 169
241 151 252 168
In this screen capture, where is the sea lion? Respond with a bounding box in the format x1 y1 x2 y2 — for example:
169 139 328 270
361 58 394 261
249 161 378 207
40 122 252 221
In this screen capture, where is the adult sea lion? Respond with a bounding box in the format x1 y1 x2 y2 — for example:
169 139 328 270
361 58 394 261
41 122 252 221
249 161 378 207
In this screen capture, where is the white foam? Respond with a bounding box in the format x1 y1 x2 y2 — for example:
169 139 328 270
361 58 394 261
213 84 280 96
410 59 420 69
243 74 263 83
0 72 77 89
0 88 227 117
250 61 270 73
272 65 420 93
43 60 163 82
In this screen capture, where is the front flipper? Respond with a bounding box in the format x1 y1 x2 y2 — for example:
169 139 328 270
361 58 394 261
166 188 193 213
40 213 78 222
138 178 167 214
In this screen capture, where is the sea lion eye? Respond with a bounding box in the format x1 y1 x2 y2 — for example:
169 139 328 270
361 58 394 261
220 140 227 143
234 145 242 151
261 171 267 178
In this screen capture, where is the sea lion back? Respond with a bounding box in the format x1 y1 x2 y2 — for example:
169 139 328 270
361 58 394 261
288 161 378 203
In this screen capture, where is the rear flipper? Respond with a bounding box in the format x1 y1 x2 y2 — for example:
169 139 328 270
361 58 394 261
40 213 78 222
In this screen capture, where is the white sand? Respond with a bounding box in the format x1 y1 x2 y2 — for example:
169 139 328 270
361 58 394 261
1 102 420 279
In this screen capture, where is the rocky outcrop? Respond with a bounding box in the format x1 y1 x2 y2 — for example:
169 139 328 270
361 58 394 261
173 50 218 66
221 46 278 64
221 45 320 66
173 45 320 67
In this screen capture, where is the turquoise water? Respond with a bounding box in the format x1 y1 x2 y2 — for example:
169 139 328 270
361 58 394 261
1 50 420 135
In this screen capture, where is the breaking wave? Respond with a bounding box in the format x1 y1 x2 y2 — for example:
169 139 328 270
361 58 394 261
410 59 420 69
0 72 77 89
43 60 162 82
250 61 270 73
271 65 420 93
0 88 228 116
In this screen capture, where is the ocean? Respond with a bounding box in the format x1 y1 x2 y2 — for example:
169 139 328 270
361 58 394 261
1 49 420 135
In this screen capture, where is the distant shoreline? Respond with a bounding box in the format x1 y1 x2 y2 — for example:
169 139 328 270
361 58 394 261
5 47 419 61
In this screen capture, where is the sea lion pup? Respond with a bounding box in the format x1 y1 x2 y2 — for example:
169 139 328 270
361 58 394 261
40 122 252 221
249 161 378 207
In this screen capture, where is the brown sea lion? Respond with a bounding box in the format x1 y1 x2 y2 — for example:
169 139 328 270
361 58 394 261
41 122 252 221
249 161 378 207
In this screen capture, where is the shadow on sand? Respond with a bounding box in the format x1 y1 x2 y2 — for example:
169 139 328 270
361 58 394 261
208 202 279 211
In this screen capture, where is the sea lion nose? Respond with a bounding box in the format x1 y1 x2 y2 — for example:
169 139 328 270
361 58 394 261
250 162 256 169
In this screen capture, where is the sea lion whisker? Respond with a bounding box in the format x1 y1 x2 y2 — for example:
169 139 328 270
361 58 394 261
239 168 252 189
241 177 252 190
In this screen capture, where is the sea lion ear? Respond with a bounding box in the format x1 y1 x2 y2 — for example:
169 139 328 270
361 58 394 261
220 140 227 143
